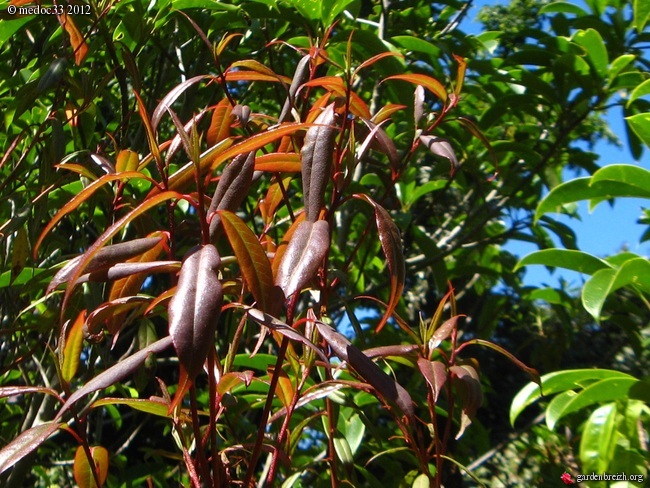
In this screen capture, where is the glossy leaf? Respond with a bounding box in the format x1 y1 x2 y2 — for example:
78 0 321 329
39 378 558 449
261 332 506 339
354 194 405 332
57 336 173 418
275 220 330 298
510 369 634 426
217 371 254 396
0 422 61 475
169 245 223 378
450 365 482 438
219 210 275 312
115 150 140 173
83 297 151 341
315 320 414 419
383 74 447 103
62 310 86 383
92 397 179 419
573 28 608 77
515 249 611 275
255 152 302 173
0 386 61 401
151 75 212 131
48 236 164 293
302 103 337 221
279 54 311 123
419 136 459 175
626 113 650 148
546 378 645 430
417 358 447 403
582 258 650 320
74 445 109 488
579 403 617 474
207 99 233 146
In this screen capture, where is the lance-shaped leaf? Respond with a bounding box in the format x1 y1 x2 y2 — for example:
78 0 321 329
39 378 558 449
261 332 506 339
57 336 173 418
207 99 233 146
151 75 212 131
315 320 414 419
383 74 447 103
0 422 62 476
358 118 400 172
255 152 302 173
61 14 88 65
47 237 164 293
83 297 151 342
0 386 61 401
246 308 329 365
417 358 447 403
354 194 405 332
77 261 180 285
168 245 223 378
302 103 337 221
419 135 459 176
208 152 255 239
279 54 311 123
275 220 330 298
450 364 482 439
219 211 275 312
35 172 159 258
62 310 86 383
414 85 425 126
74 445 109 488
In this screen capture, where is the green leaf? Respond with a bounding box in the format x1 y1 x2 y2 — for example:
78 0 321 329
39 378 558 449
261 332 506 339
92 397 173 418
74 445 109 488
626 113 650 149
391 36 440 58
573 29 608 78
608 54 636 83
547 378 644 430
515 249 611 275
634 0 650 32
591 164 650 193
510 369 634 426
540 1 588 16
582 258 650 320
626 78 650 107
579 403 618 474
535 177 650 221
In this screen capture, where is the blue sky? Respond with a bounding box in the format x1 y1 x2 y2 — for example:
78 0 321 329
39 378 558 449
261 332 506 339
464 0 650 289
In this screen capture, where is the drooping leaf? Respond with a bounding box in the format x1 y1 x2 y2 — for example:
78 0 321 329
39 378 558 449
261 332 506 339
581 258 650 320
60 14 88 65
35 172 159 258
279 54 311 123
510 369 634 426
62 310 86 383
450 365 482 438
275 220 330 298
151 75 213 131
419 135 459 175
301 103 337 221
579 403 618 474
626 113 650 149
383 74 447 103
208 152 255 239
315 320 414 419
74 445 109 488
83 297 151 342
169 245 223 378
219 210 275 312
353 194 405 332
417 358 447 403
515 249 611 275
0 422 62 476
57 336 173 418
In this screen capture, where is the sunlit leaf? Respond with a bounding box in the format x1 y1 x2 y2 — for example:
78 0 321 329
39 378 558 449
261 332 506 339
0 422 61 476
62 310 86 383
74 445 109 488
60 14 88 65
383 74 447 103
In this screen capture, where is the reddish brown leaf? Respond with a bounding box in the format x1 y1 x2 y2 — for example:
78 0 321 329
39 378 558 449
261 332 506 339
354 51 403 74
417 358 447 403
208 152 255 239
315 320 414 419
271 366 295 409
0 386 61 401
275 220 330 298
0 422 62 476
133 90 163 171
57 336 173 418
453 54 467 96
372 104 407 124
303 77 371 119
271 212 306 280
430 316 459 350
60 14 88 65
461 339 540 386
260 176 292 225
302 103 337 221
219 211 275 312
168 245 222 378
216 33 242 57
279 54 311 123
80 261 180 284
419 135 459 176
217 371 254 396
151 75 212 131
224 71 291 83
383 74 447 103
450 364 482 439
48 237 164 294
353 194 405 332
83 297 151 342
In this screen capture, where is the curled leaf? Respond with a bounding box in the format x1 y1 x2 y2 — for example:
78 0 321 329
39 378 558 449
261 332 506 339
279 54 311 123
417 358 447 403
48 237 164 293
302 103 337 221
419 135 459 176
168 245 223 378
275 220 330 298
208 152 255 240
450 364 482 439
